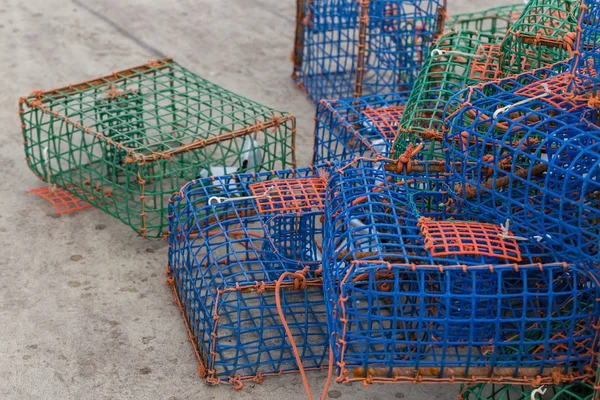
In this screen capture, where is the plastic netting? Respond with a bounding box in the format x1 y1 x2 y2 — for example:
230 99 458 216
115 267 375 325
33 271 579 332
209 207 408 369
322 158 600 386
445 3 525 36
500 0 582 76
443 0 600 265
28 186 92 215
445 101 600 265
392 30 502 161
167 166 330 387
20 59 296 238
313 92 410 164
292 0 446 102
458 382 597 399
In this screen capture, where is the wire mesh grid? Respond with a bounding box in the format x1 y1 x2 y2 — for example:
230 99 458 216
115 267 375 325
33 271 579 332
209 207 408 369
500 0 582 76
167 166 330 387
321 158 600 386
391 30 503 161
445 3 526 36
442 0 600 263
292 0 446 102
20 59 296 238
445 98 600 265
313 92 410 164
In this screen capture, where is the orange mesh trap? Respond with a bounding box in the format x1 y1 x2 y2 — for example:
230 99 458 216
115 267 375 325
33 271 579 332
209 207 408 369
361 105 405 140
28 186 92 215
250 177 326 214
418 218 522 262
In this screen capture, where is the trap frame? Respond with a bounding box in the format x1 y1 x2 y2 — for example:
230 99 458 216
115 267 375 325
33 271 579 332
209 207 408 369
292 0 446 102
313 91 410 164
20 59 296 238
167 166 331 387
321 158 600 387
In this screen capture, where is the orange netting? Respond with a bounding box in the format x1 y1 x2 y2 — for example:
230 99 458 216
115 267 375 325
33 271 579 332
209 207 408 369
250 177 326 214
513 73 591 111
28 186 92 214
361 105 405 140
468 44 502 82
418 218 523 262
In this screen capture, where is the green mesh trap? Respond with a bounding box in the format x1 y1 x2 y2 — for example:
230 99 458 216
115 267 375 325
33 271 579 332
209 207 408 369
20 59 296 238
459 382 596 399
445 3 526 36
500 0 582 76
392 30 501 161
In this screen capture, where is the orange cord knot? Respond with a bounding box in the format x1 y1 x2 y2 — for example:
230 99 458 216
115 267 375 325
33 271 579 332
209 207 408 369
230 375 243 390
197 362 207 377
588 96 600 109
253 372 265 384
395 142 423 173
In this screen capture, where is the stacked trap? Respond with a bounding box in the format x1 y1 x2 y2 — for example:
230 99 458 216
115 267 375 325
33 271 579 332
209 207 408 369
21 59 296 238
167 167 330 386
293 0 446 102
321 158 600 386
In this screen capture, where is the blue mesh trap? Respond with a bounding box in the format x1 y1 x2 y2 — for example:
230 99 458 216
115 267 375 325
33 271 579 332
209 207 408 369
167 166 331 387
292 0 446 102
321 158 600 386
313 92 410 164
443 0 600 265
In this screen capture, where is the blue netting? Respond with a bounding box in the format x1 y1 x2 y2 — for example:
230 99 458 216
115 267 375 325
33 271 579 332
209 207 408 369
167 166 330 386
443 0 600 265
313 92 410 164
322 159 600 385
292 0 445 102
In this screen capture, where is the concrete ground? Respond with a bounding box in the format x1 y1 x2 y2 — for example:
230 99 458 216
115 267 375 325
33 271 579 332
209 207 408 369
0 0 512 399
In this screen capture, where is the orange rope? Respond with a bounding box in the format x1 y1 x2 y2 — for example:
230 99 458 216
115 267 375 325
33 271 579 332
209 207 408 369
274 267 334 400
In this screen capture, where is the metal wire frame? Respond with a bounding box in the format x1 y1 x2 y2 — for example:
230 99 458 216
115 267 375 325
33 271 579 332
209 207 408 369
445 3 526 36
313 92 410 164
167 166 331 387
20 59 296 238
292 0 446 103
321 158 600 386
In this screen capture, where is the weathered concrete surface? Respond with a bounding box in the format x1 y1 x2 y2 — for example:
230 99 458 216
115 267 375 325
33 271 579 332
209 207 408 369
0 0 509 398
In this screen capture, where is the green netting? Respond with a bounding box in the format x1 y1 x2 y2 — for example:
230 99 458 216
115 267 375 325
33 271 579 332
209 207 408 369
500 0 582 75
20 58 296 238
392 30 500 160
459 383 595 400
445 3 526 36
